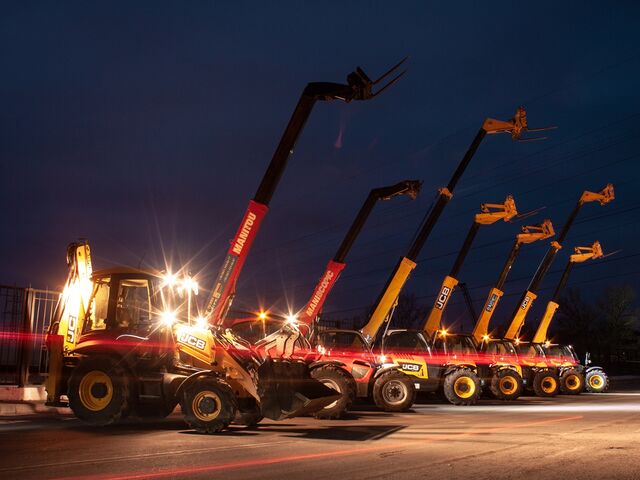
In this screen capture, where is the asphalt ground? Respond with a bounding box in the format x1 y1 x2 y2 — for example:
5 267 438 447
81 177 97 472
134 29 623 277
1 387 639 480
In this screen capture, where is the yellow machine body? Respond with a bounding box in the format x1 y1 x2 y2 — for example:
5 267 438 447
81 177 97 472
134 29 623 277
423 276 459 337
504 290 537 340
360 257 417 341
472 288 504 343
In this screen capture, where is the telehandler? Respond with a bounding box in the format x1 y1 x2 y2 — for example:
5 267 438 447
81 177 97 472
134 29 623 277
532 241 608 394
45 62 406 432
231 180 423 418
360 109 552 406
492 185 614 397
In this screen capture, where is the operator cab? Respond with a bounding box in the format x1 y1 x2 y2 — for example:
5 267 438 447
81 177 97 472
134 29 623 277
432 332 477 361
515 341 548 364
541 343 579 365
376 329 432 355
72 268 189 356
316 329 374 362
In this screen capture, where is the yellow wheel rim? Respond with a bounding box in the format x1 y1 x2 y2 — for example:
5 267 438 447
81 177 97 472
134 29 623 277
453 376 476 399
499 375 518 396
589 374 603 389
541 376 557 394
565 374 581 391
79 370 113 411
192 390 222 422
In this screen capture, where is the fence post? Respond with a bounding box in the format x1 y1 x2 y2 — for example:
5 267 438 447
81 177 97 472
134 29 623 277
17 288 35 387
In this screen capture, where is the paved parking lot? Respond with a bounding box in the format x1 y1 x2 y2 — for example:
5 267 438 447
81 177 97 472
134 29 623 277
1 390 639 480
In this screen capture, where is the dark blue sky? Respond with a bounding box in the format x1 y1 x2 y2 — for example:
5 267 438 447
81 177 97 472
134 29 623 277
2 2 639 332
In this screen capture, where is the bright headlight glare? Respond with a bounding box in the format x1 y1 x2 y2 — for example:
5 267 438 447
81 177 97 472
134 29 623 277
160 310 176 326
195 316 208 329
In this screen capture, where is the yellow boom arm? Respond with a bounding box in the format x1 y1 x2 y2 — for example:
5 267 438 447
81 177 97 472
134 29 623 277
532 241 603 343
360 257 416 341
422 196 517 337
471 220 554 343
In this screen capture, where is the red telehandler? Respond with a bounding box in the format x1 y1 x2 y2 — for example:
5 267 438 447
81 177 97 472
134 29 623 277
204 59 407 327
231 180 423 418
45 61 407 433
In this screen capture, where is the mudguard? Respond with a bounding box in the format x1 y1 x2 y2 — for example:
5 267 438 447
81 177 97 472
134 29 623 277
373 364 401 380
309 359 347 370
443 363 476 376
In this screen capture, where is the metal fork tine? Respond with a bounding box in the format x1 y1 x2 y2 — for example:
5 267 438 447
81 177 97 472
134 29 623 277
527 126 558 132
372 70 407 97
518 136 548 143
372 56 409 85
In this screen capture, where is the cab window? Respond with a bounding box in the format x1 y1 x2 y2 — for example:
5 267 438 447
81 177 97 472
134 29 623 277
384 332 430 354
113 278 151 331
84 278 111 332
317 331 368 352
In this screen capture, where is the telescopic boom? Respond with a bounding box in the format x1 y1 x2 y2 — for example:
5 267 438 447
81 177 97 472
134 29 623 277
298 180 422 326
531 241 604 343
203 59 408 326
359 107 548 341
504 184 614 340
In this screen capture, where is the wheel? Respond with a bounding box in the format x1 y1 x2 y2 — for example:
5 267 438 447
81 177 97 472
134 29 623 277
490 369 523 401
67 355 130 426
585 369 609 393
532 370 560 397
560 368 584 395
443 368 481 405
372 370 416 412
310 365 356 419
181 377 237 434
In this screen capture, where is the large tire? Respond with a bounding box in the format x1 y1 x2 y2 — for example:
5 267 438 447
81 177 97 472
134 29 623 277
532 370 560 397
181 377 237 434
560 368 584 395
490 369 523 401
443 368 481 405
310 365 355 419
372 370 416 412
67 355 130 426
585 369 609 393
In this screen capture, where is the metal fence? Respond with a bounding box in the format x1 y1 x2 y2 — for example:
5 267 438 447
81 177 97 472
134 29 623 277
0 286 59 386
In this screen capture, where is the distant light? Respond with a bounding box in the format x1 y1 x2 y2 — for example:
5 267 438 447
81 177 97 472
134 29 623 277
379 354 387 363
482 334 490 342
440 329 448 336
545 340 551 347
514 338 521 345
258 311 267 320
160 310 176 326
317 345 326 355
286 314 298 324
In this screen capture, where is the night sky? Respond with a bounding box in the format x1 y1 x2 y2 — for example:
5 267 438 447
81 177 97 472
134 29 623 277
2 2 639 333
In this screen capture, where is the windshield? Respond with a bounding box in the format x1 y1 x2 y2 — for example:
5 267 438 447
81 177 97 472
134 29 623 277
446 335 477 355
317 331 369 353
486 341 516 356
383 331 430 354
